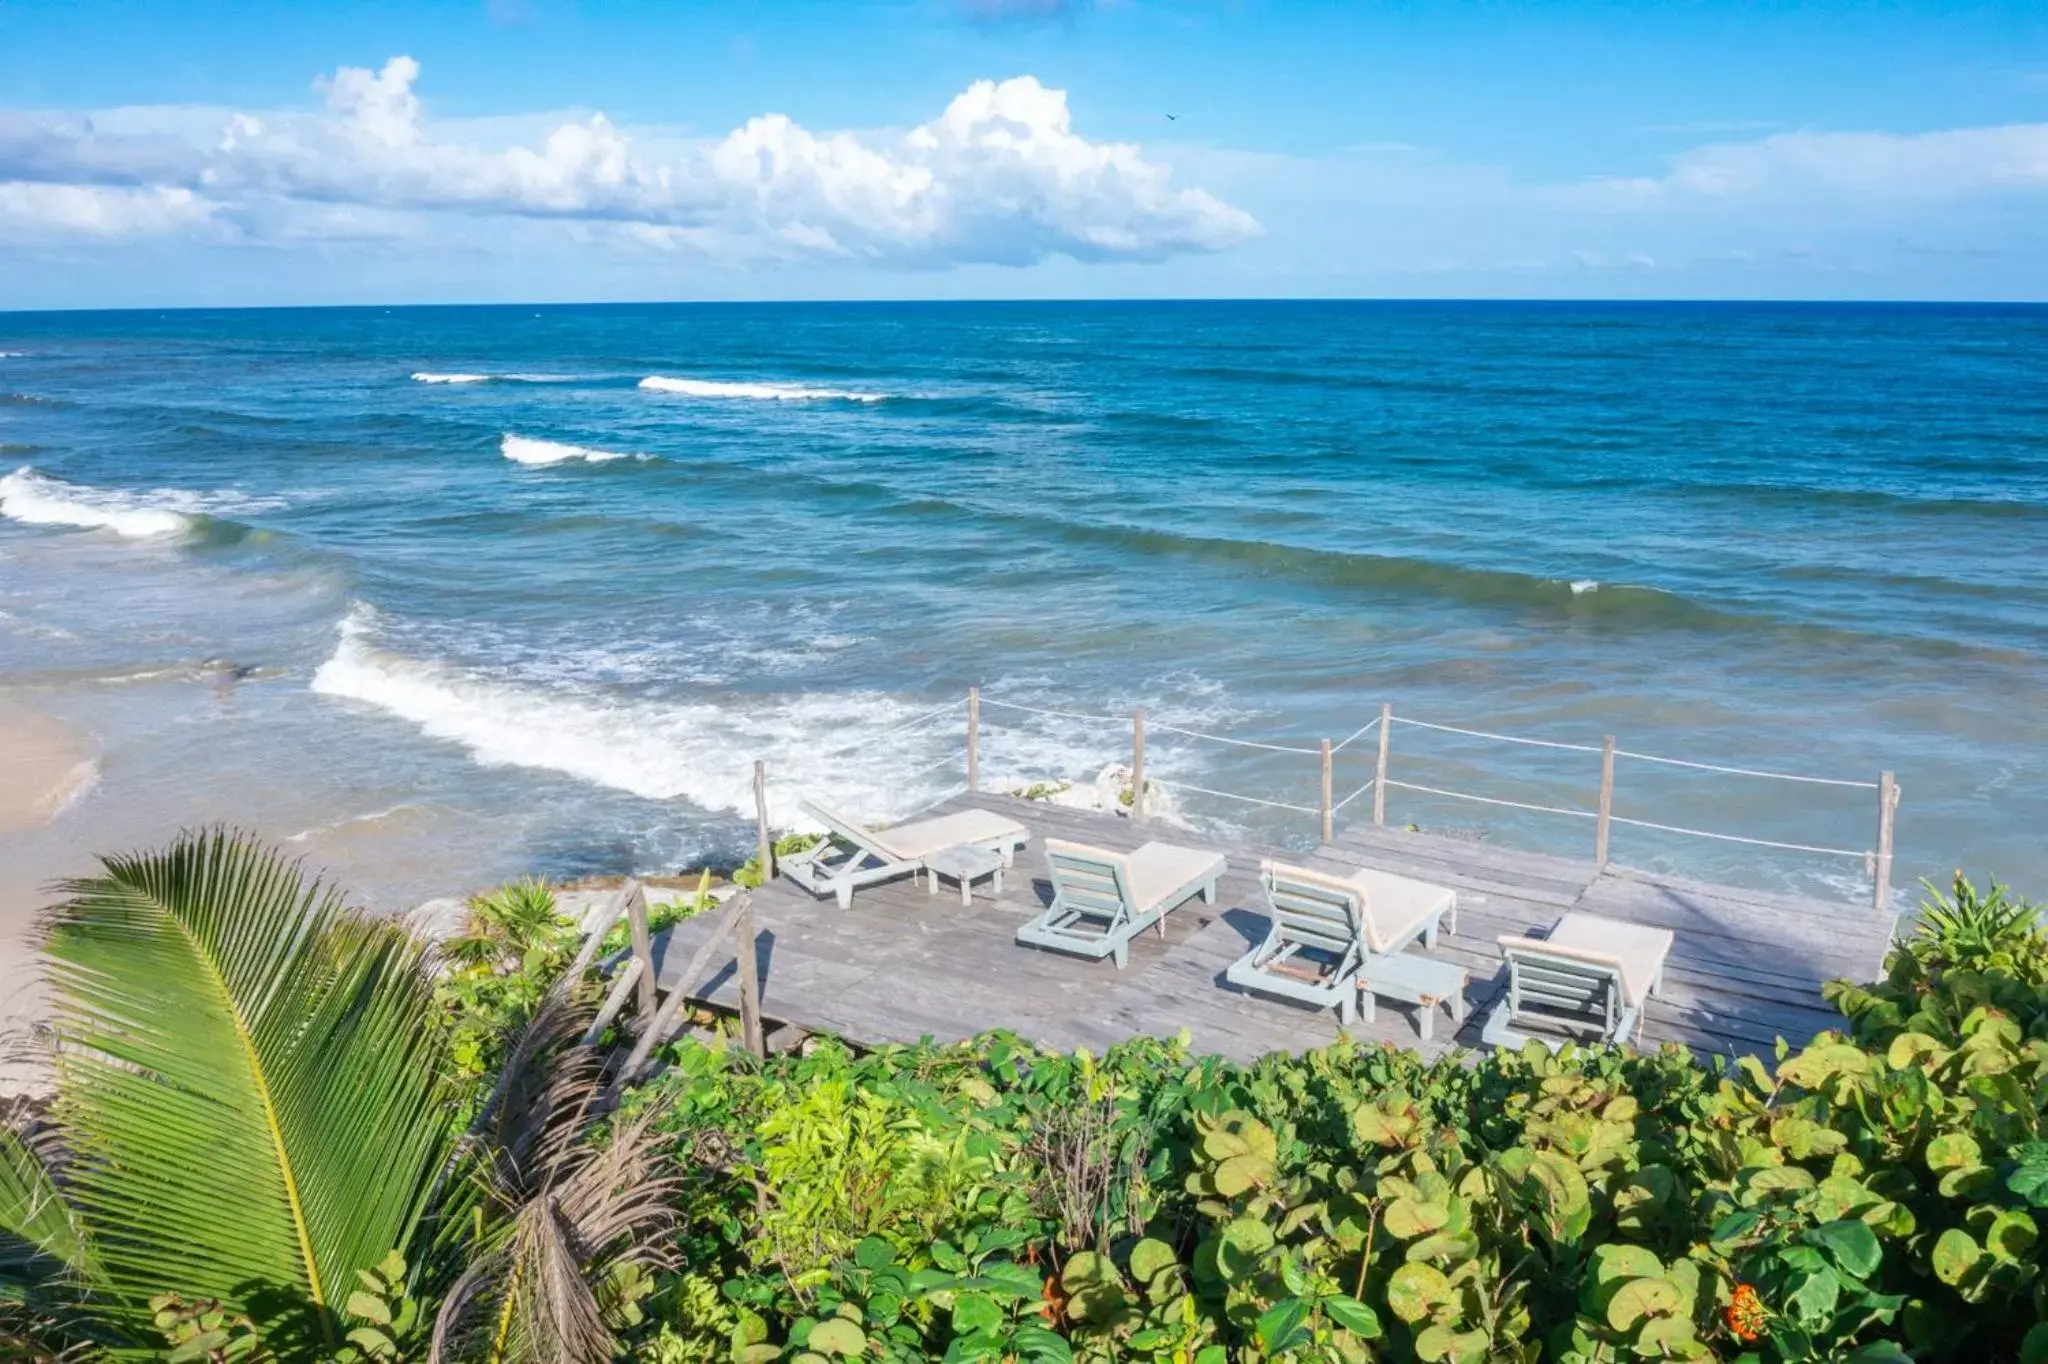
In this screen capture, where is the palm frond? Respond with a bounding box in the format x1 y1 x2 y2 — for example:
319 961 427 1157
429 989 680 1363
40 828 456 1341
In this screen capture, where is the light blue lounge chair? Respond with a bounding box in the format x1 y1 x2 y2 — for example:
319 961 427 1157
1480 912 1673 1050
1016 838 1225 968
783 799 1029 909
1225 860 1457 1023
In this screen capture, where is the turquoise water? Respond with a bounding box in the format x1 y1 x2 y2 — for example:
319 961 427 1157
1 301 2042 908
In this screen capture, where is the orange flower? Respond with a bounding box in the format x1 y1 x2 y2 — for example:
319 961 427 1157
1725 1282 1768 1344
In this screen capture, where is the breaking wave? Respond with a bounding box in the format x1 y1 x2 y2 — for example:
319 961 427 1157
500 434 636 466
0 467 276 540
410 372 490 384
308 605 977 821
638 375 886 402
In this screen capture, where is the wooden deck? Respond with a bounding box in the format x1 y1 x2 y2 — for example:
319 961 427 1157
644 791 1895 1064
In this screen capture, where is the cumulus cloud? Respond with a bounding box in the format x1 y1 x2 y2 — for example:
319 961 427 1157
0 56 1255 267
1576 123 2048 209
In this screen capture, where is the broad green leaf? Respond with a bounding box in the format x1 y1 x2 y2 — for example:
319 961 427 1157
2021 1321 2048 1364
42 831 456 1341
1324 1293 1381 1338
1590 1244 1664 1285
1255 1297 1310 1354
1931 1228 1981 1286
1604 1277 1681 1331
1384 1196 1451 1239
1926 1132 1982 1173
1414 1323 1488 1363
806 1317 867 1356
1807 1220 1882 1279
1386 1261 1454 1324
951 1291 1002 1335
1128 1237 1177 1287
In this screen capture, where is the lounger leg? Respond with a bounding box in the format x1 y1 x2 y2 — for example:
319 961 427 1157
1417 1001 1434 1042
958 876 971 908
1357 988 1375 1025
835 881 853 911
1200 879 1217 905
1337 992 1354 1026
1424 916 1439 950
1112 940 1129 970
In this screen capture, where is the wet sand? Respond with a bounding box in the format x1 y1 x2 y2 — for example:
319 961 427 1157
0 701 98 1096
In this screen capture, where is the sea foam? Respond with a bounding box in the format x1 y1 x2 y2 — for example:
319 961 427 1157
412 371 577 384
639 375 885 402
500 434 634 466
309 605 972 822
1 467 198 538
410 371 490 384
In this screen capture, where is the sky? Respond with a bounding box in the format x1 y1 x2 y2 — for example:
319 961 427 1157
1 0 2045 307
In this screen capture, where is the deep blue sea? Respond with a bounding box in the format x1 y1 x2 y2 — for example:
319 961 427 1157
1 300 2043 910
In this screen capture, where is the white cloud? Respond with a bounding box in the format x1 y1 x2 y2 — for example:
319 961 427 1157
0 182 212 241
1576 123 2048 209
0 56 1255 268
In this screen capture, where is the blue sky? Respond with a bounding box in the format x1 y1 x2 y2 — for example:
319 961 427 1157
1 0 2044 306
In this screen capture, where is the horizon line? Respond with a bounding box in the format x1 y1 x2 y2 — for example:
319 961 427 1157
6 295 2048 317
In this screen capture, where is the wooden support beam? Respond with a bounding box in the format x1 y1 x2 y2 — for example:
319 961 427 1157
1595 735 1616 867
613 897 746 1090
1874 771 1897 912
736 897 765 1059
1319 738 1334 844
1131 708 1147 822
625 879 657 1018
564 879 636 982
581 958 644 1047
754 759 773 888
1372 701 1392 826
967 686 980 792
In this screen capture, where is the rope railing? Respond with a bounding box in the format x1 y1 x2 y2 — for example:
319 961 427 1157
1391 716 1606 756
1330 778 1376 813
1146 775 1319 815
961 687 1898 908
978 697 1127 726
1605 813 1867 858
1147 721 1322 756
1612 748 1879 790
1381 779 1598 821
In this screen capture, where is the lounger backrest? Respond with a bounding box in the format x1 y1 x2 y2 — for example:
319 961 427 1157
799 799 900 862
1045 840 1134 925
1498 936 1622 1032
1260 861 1362 957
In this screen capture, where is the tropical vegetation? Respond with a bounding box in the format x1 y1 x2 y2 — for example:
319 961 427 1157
3 831 2045 1363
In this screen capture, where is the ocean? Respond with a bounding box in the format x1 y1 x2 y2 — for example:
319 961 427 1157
1 300 2043 912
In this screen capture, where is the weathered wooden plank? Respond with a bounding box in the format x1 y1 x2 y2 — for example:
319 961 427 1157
639 788 1882 1068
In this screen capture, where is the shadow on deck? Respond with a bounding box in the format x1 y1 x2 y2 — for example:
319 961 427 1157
647 791 1893 1064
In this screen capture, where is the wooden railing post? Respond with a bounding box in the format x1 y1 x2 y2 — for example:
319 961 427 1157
967 686 980 792
1595 735 1616 867
1319 739 1334 844
736 897 765 1059
1130 709 1147 821
1372 702 1392 825
1874 771 1897 911
625 880 657 1018
753 759 773 887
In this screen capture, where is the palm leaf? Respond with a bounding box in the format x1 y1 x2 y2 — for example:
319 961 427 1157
40 829 456 1342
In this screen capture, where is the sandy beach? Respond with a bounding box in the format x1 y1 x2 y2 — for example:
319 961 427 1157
0 699 97 1095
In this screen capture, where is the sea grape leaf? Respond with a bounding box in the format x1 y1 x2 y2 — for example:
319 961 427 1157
1808 1220 1882 1280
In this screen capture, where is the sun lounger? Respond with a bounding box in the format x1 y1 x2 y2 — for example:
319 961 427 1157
1480 912 1674 1050
1016 838 1226 968
1224 860 1458 1023
782 799 1029 909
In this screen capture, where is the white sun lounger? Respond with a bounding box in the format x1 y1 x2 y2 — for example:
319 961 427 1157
782 799 1029 909
1016 838 1226 968
1481 912 1674 1050
1224 860 1458 1023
